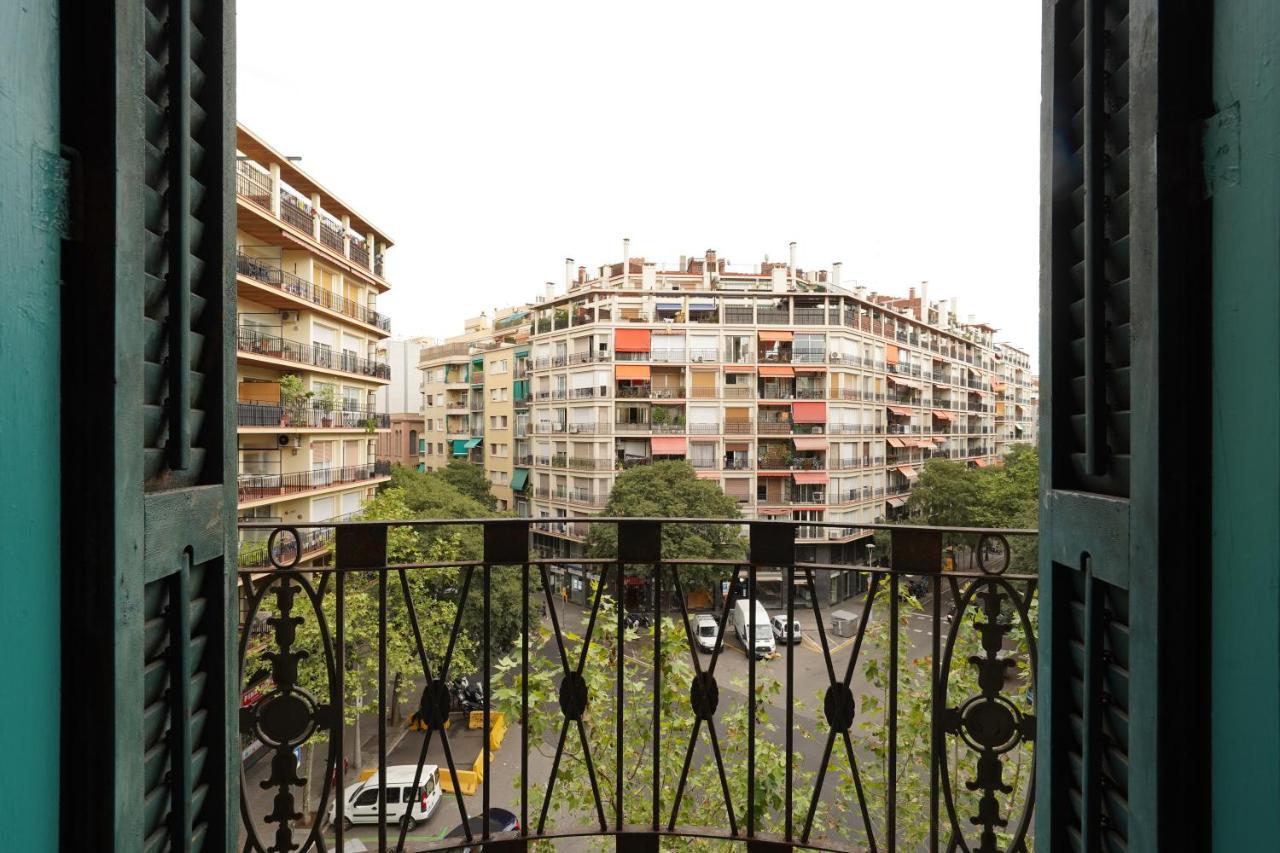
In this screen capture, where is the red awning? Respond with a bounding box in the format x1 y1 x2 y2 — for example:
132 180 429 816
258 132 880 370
624 575 647 587
887 405 914 416
932 410 954 420
793 471 829 485
897 465 919 480
757 507 792 515
974 458 990 468
792 402 827 423
758 330 794 342
792 436 828 451
887 437 906 448
650 436 687 455
725 442 751 451
756 469 792 477
887 375 920 388
887 496 907 508
759 365 795 377
614 328 652 352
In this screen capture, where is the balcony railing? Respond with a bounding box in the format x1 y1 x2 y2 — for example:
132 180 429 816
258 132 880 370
237 327 391 380
236 518 1036 853
236 252 391 331
236 460 390 502
236 402 389 430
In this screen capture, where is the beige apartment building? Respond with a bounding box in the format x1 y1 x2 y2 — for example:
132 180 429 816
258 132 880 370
519 244 1011 605
418 308 532 511
994 343 1039 453
233 124 394 567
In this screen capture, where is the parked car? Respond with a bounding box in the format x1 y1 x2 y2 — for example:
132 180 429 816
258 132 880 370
443 806 520 852
770 615 802 644
693 614 720 653
328 764 441 831
732 599 775 659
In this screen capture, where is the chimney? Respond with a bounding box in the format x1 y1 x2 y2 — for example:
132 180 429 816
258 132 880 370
702 249 714 289
919 281 929 321
565 258 574 290
832 261 843 288
622 237 631 288
679 254 687 272
545 282 555 301
950 297 958 325
578 265 587 285
908 286 916 299
788 241 797 280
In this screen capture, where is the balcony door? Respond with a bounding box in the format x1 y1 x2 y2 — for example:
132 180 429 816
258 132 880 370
1039 0 1211 849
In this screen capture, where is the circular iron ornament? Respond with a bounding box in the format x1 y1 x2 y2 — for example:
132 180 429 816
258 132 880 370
976 533 1011 575
558 671 589 720
823 682 856 731
689 671 720 720
266 526 302 570
236 568 340 853
957 695 1022 754
256 690 320 747
418 678 452 729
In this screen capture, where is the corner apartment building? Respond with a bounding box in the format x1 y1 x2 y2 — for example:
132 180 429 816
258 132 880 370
418 308 532 511
233 124 394 567
377 337 430 470
993 343 1039 452
523 245 1009 606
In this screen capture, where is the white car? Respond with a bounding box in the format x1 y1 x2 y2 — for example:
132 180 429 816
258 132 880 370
693 615 720 653
771 615 802 644
329 764 441 831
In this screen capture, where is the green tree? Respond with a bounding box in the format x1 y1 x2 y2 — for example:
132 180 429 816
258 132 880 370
586 461 745 600
435 459 498 511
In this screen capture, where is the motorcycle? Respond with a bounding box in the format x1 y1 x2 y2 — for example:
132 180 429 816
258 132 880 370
450 675 487 712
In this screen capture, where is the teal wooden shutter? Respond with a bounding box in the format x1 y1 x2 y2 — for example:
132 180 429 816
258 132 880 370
1039 0 1210 850
59 1 237 849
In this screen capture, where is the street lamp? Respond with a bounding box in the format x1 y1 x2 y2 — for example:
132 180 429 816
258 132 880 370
866 542 876 568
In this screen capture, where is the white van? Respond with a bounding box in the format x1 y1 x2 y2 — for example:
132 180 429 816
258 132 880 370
732 599 775 659
693 615 720 653
329 764 442 831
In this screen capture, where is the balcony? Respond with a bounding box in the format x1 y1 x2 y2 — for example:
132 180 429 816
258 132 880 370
236 460 391 505
237 327 391 380
237 518 1036 853
236 252 391 332
236 402 390 431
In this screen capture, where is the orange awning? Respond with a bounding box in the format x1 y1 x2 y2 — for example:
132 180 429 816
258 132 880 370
725 442 751 451
932 410 954 420
614 328 652 352
792 436 828 451
758 330 794 342
793 471 829 485
695 470 721 479
897 465 919 480
887 437 906 448
757 506 792 515
756 469 792 477
651 436 687 455
974 458 990 468
725 364 756 372
991 381 1006 391
792 402 827 423
887 405 913 416
615 364 651 381
759 365 795 377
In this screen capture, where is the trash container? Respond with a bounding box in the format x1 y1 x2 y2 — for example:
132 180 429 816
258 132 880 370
831 609 857 637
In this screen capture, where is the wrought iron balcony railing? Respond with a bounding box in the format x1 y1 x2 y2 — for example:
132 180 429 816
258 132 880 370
236 252 391 332
236 401 390 430
236 518 1037 853
237 327 392 380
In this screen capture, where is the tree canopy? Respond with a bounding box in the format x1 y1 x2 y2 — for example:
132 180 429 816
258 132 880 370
433 459 498 511
586 460 745 594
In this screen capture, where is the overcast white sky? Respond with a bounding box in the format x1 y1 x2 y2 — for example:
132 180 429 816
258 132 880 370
237 1 1041 365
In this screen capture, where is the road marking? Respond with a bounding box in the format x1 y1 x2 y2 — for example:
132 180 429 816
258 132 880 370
803 634 856 655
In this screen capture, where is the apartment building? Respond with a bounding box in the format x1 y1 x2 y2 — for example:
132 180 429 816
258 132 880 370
993 342 1039 453
521 244 1011 606
418 308 533 513
377 337 430 470
233 124 394 567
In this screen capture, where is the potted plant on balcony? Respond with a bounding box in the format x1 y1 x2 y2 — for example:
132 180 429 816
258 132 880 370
362 416 378 435
651 407 667 429
278 374 310 427
314 384 338 428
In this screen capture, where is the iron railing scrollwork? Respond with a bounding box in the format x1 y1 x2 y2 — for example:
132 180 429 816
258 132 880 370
237 519 1037 853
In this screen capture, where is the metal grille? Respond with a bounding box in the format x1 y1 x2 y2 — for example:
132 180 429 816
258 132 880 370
1052 0 1132 497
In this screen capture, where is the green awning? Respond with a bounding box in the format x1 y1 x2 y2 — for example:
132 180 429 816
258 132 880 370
510 468 530 491
464 437 482 450
451 439 469 456
515 348 530 358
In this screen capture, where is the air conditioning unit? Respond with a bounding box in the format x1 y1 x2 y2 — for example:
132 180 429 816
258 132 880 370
280 310 300 324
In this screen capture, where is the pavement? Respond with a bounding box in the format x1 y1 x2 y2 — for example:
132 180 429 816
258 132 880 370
240 588 1001 850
